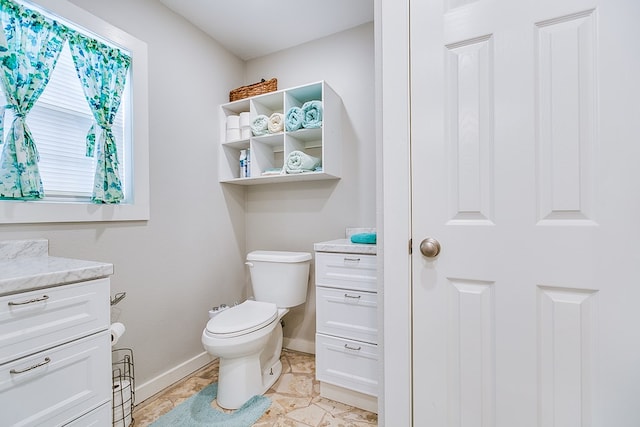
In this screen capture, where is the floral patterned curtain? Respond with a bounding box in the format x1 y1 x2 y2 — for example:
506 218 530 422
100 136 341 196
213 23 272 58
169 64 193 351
0 0 67 200
69 33 131 204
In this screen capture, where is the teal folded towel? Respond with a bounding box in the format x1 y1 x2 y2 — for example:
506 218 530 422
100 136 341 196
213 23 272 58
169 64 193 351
285 107 304 131
285 150 321 174
350 233 376 244
302 100 323 129
251 114 269 136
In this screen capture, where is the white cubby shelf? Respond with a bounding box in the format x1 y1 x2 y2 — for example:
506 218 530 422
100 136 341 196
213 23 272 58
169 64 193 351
218 81 342 185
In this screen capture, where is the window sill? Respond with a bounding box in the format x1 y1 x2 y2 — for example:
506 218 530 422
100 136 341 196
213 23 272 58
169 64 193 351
0 198 149 224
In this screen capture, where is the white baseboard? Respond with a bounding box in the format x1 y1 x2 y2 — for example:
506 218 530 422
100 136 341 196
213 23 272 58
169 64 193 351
135 338 314 404
283 336 315 354
320 382 378 413
135 351 215 403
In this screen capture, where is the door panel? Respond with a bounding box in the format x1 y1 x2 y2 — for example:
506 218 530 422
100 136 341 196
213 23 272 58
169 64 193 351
536 11 596 224
445 35 494 225
410 0 640 426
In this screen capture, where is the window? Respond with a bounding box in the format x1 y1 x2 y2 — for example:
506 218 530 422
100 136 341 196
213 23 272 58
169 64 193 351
0 0 148 223
0 43 129 200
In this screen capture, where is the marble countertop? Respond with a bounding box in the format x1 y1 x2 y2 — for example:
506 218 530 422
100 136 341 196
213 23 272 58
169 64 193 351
0 239 113 297
313 238 377 255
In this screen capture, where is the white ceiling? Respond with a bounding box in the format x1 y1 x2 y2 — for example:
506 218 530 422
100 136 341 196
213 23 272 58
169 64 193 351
158 0 374 61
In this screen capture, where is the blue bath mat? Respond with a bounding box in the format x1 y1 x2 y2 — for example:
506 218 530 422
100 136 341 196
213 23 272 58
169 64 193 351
150 383 271 427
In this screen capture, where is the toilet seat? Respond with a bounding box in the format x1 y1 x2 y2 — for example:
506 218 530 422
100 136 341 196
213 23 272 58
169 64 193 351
205 300 278 338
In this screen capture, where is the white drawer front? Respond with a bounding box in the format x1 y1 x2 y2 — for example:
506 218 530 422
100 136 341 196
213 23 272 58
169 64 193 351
316 334 378 396
0 331 111 427
315 253 377 292
65 401 111 426
0 278 110 365
316 286 377 344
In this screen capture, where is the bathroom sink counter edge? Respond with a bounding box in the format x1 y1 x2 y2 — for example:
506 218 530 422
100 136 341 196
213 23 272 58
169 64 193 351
313 238 377 255
0 239 113 297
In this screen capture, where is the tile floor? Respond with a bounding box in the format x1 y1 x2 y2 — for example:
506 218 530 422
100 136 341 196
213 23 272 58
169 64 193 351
132 349 378 426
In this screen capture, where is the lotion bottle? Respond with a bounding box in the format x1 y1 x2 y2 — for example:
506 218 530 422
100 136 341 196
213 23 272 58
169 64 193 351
239 149 247 178
246 149 251 177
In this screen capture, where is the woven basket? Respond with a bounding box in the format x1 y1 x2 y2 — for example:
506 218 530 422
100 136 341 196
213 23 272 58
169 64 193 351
229 78 278 102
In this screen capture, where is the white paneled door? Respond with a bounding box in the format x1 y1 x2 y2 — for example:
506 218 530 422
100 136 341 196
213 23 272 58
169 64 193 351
410 0 640 425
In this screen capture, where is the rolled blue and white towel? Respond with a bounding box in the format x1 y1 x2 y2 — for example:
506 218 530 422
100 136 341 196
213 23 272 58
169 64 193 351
285 150 321 174
268 112 284 133
302 100 323 129
285 106 304 131
251 114 269 136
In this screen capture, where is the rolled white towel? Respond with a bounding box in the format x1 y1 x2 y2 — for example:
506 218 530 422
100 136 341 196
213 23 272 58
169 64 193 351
268 112 284 133
285 150 321 174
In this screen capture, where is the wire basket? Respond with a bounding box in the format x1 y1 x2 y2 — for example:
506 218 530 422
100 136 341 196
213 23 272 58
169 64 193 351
112 348 135 427
229 78 277 102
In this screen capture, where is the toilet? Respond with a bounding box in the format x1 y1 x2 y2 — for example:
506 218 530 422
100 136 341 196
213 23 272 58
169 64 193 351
201 250 311 409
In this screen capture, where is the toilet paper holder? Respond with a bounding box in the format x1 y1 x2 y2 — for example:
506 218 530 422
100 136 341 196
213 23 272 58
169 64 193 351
112 348 135 427
110 292 126 306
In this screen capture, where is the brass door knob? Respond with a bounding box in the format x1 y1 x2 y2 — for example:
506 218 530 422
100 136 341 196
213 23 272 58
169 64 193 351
419 238 441 258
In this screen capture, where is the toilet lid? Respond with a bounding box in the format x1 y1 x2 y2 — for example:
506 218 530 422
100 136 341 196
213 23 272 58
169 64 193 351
206 300 278 338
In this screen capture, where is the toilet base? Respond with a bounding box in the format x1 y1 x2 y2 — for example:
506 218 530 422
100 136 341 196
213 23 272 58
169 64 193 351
215 322 285 410
261 359 282 393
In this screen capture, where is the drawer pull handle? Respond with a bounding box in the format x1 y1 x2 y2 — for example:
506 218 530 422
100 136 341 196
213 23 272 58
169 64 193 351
344 294 361 300
10 357 51 374
344 257 360 262
344 344 362 351
8 295 49 306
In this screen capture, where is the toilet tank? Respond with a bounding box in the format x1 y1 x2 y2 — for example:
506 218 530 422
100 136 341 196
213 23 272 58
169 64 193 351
246 250 311 308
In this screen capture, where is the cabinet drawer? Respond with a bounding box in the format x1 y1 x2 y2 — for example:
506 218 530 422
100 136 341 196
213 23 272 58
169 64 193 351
0 279 109 364
316 286 377 344
315 252 376 292
0 278 110 365
65 401 111 426
0 331 111 427
316 333 378 396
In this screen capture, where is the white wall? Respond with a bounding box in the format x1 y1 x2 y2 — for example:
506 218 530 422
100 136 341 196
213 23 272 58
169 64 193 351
244 23 376 352
1 0 247 399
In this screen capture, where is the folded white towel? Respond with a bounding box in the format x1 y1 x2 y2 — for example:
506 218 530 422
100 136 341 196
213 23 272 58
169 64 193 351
268 112 284 133
285 150 321 174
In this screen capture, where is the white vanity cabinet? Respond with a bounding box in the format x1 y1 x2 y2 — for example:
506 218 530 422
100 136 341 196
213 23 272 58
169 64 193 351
314 240 378 413
0 239 113 427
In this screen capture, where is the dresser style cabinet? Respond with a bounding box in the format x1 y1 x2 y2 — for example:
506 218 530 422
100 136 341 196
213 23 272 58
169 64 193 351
314 241 378 413
0 278 112 426
0 239 113 427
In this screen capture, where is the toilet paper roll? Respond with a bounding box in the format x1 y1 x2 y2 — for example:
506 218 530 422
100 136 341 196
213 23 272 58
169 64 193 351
239 111 251 127
226 115 240 129
110 322 126 347
226 128 241 142
113 379 133 427
241 126 252 140
113 405 132 427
